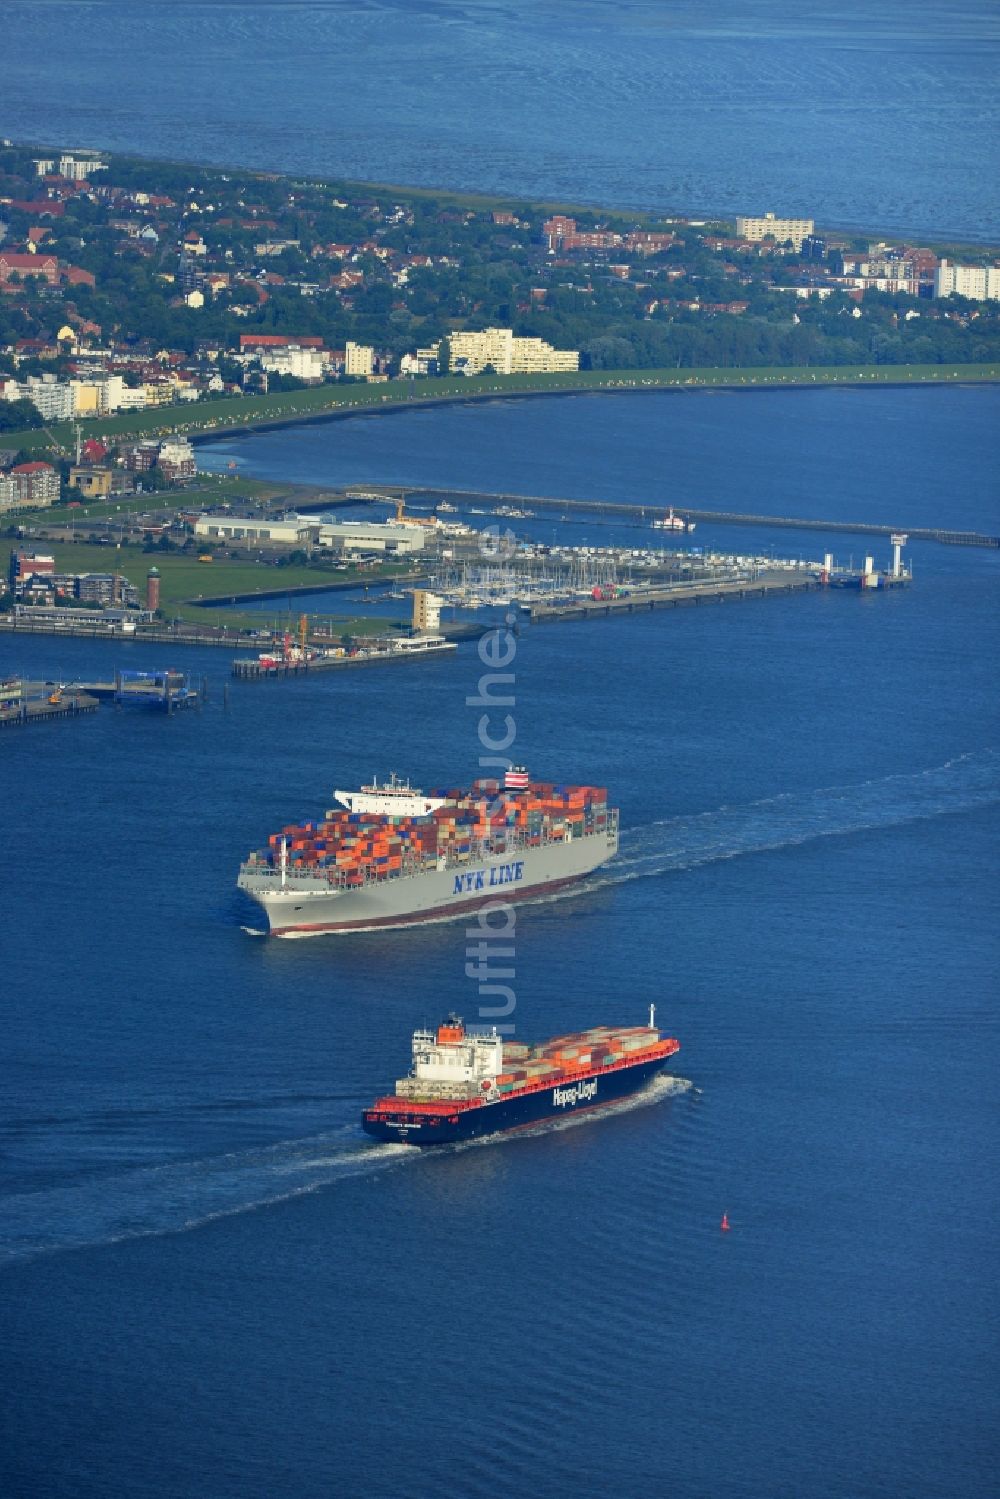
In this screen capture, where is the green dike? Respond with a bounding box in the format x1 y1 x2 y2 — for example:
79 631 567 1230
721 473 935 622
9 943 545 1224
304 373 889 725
6 363 999 455
36 540 409 635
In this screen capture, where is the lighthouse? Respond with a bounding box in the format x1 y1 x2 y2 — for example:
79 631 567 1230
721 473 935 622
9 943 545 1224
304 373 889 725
146 565 161 612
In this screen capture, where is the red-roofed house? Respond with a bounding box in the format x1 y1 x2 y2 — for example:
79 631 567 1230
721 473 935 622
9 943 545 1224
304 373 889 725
63 266 96 288
0 253 59 286
3 199 66 218
239 334 324 350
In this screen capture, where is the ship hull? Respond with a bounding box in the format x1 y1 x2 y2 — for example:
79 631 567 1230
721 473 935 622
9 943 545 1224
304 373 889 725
239 826 618 937
362 1054 670 1145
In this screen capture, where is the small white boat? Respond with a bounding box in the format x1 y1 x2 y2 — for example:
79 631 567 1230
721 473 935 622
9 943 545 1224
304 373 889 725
652 507 695 532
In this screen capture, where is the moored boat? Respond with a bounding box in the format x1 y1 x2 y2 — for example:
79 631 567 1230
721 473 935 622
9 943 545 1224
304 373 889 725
652 507 696 532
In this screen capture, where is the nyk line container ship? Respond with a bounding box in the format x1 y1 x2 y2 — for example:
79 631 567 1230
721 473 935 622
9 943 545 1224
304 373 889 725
237 768 618 937
362 1010 680 1145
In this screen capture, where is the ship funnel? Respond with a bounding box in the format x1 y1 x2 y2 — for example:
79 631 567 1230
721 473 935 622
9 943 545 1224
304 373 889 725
504 767 531 791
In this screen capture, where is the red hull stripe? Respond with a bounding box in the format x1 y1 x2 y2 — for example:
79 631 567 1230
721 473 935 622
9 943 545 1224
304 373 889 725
366 1042 681 1120
370 1075 672 1139
270 870 589 936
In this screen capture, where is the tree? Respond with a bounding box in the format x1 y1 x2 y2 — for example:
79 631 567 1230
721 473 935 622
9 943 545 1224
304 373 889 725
0 398 43 432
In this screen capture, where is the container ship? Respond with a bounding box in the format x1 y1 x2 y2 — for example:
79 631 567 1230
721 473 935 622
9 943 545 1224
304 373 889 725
362 1009 680 1144
237 768 618 937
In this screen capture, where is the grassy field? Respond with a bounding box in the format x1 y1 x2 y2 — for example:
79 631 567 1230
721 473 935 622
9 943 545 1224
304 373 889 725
7 362 999 456
29 540 412 633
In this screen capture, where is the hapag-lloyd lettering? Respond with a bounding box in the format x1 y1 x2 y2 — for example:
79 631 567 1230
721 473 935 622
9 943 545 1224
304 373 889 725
552 1079 599 1109
453 860 524 897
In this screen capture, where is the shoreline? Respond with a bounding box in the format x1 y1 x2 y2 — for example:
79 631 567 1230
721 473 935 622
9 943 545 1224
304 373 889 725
187 368 1000 450
14 365 992 457
8 137 1000 250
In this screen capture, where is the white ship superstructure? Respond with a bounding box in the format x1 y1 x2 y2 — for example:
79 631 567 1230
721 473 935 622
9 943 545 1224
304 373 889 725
333 773 448 818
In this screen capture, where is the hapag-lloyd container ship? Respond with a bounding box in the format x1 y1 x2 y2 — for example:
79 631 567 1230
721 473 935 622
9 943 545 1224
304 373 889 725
362 1010 680 1145
237 768 618 937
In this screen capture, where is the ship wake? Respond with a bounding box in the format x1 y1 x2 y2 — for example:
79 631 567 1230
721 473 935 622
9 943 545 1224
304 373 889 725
0 1075 696 1267
0 1128 417 1268
578 748 1000 897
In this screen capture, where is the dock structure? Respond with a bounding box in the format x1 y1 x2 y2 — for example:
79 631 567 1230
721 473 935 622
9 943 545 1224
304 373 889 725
0 682 99 730
231 641 466 680
69 669 202 711
525 573 818 622
525 566 911 622
399 485 999 550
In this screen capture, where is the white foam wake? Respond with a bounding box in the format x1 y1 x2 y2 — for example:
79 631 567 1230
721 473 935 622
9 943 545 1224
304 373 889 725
595 748 1000 892
0 1076 695 1267
472 1073 693 1147
0 1129 416 1268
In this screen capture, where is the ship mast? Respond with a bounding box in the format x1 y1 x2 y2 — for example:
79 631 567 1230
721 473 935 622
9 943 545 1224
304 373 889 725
280 835 288 890
649 1002 656 1030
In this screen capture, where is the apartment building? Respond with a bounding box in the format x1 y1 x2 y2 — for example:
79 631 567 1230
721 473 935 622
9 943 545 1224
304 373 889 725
344 341 375 377
446 327 579 375
735 212 815 251
934 259 1000 301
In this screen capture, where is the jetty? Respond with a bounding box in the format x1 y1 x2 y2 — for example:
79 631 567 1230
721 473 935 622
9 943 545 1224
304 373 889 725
67 669 202 710
390 485 999 550
0 681 99 730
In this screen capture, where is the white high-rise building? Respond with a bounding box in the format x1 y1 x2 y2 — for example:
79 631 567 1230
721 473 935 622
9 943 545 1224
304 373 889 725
70 374 128 417
934 259 1000 301
448 327 514 374
9 375 75 422
509 337 579 373
345 341 375 378
58 154 107 181
412 590 442 633
260 347 328 382
445 327 579 376
735 211 814 251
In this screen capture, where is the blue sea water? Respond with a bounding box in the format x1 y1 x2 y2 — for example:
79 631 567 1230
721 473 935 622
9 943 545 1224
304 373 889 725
4 0 1000 240
1 387 998 1498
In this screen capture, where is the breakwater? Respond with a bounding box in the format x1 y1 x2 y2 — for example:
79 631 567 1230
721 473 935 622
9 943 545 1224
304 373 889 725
394 485 999 549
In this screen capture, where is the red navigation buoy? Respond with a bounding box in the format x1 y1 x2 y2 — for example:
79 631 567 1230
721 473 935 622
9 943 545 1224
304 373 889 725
721 1212 730 1232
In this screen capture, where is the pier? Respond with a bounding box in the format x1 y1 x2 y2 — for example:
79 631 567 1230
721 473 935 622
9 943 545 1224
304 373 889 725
68 669 202 710
231 640 468 680
524 568 909 623
392 485 999 549
0 686 99 730
527 574 820 621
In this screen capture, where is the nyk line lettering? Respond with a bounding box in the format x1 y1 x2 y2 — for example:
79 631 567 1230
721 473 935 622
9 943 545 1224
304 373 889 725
453 860 524 896
553 1080 598 1108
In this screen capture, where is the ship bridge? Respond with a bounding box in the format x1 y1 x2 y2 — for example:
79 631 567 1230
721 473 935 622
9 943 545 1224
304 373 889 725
333 772 448 819
411 1016 503 1083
